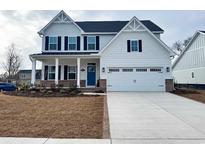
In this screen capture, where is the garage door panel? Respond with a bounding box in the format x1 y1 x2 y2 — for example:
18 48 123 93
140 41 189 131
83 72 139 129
107 68 165 91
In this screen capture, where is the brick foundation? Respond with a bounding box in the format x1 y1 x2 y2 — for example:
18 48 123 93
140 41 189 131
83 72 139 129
165 79 174 92
80 80 86 87
99 79 107 88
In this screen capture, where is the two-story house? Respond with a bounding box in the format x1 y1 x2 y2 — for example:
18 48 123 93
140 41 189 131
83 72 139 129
29 10 175 91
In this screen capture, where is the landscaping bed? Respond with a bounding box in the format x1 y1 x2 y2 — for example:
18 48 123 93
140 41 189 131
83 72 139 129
0 93 107 138
172 88 205 104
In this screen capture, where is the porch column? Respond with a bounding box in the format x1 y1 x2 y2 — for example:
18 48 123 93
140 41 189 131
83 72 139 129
41 63 44 80
55 58 59 85
77 58 80 88
31 59 36 86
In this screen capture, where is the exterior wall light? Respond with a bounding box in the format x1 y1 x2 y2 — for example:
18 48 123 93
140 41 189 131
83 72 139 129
166 67 170 72
102 67 105 73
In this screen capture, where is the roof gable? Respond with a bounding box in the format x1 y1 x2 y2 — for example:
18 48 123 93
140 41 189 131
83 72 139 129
172 31 205 69
38 10 84 35
99 16 175 55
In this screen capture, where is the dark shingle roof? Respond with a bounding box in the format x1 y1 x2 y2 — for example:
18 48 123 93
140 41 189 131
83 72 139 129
75 20 163 33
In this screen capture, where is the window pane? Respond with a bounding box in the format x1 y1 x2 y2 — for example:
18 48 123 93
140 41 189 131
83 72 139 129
131 40 138 51
69 44 76 50
49 73 55 80
50 44 57 50
68 66 76 73
48 66 55 73
88 37 96 43
69 73 76 79
69 37 77 44
122 68 133 72
50 37 57 44
88 44 95 50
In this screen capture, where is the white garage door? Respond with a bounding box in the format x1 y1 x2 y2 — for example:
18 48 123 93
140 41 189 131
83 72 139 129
107 67 165 91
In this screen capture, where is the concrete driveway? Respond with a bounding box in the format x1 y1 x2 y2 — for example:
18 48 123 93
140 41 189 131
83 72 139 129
107 92 205 143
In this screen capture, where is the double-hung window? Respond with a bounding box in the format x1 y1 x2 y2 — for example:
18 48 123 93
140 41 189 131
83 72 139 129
48 66 55 80
87 36 96 50
69 37 77 50
49 37 57 50
131 40 138 52
68 66 76 80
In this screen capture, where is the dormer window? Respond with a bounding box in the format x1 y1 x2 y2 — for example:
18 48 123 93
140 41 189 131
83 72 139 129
49 37 57 50
69 37 77 50
131 40 138 52
87 36 96 50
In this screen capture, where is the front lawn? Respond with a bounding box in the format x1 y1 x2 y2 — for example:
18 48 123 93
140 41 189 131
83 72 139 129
172 88 205 104
0 93 106 138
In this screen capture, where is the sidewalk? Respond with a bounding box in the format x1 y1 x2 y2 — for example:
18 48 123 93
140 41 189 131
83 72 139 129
0 137 110 144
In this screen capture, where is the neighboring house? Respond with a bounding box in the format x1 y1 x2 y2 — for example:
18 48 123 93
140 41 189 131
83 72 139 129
18 69 41 85
29 10 175 91
172 30 205 88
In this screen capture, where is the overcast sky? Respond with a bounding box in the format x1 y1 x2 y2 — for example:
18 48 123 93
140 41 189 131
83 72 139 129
1 10 205 73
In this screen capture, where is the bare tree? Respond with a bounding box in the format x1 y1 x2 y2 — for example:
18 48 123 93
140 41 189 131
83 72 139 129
172 37 192 55
1 44 22 80
172 41 183 54
183 37 192 47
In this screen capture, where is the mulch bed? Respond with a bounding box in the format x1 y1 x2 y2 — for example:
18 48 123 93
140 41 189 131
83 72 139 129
171 88 205 104
0 93 107 138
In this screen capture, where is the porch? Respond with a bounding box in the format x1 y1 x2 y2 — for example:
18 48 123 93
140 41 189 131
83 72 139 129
30 54 106 90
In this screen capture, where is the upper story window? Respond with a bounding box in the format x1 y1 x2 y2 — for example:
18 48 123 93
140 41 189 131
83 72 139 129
49 37 57 50
87 36 96 50
131 40 138 52
69 37 77 50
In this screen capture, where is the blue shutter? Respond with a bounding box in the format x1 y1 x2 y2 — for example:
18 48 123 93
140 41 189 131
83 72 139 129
77 36 80 51
96 36 100 50
44 66 48 80
127 40 130 52
64 36 68 50
84 36 87 50
64 65 68 80
58 65 61 80
45 36 49 50
139 40 142 52
58 36 61 50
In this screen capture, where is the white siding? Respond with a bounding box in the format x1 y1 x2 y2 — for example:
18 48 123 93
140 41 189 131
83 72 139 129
100 31 172 80
173 33 205 84
42 22 115 52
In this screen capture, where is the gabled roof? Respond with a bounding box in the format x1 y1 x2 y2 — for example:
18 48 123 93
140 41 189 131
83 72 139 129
38 10 84 35
172 30 205 69
38 10 164 34
99 16 175 56
76 20 164 33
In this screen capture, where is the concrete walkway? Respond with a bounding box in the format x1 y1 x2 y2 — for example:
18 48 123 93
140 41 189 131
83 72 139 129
0 137 110 144
107 92 205 144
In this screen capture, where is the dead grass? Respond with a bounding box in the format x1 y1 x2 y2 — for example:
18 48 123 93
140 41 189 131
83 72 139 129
172 88 205 104
0 93 105 138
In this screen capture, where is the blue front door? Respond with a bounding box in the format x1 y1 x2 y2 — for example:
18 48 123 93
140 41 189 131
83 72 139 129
87 63 96 86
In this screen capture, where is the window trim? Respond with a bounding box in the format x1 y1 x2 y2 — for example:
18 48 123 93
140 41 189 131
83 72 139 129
67 65 77 80
87 36 96 50
130 40 139 52
68 36 77 50
48 65 55 80
49 36 58 50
